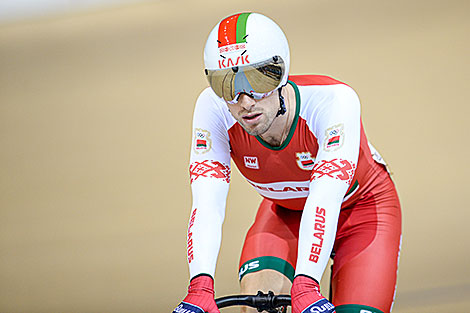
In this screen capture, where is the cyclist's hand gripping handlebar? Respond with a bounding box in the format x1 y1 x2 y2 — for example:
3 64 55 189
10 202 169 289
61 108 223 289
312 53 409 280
291 275 335 313
172 274 220 313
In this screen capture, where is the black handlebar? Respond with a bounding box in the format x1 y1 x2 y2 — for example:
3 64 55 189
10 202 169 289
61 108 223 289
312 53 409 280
215 291 291 312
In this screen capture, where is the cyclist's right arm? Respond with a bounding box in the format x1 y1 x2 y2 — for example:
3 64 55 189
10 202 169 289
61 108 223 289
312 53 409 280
173 88 233 313
188 87 233 279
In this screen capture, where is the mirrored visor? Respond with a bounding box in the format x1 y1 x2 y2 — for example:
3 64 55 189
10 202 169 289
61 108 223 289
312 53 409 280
205 56 285 102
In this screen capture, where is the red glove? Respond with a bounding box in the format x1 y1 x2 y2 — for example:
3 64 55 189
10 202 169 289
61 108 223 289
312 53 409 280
291 275 335 313
173 275 220 313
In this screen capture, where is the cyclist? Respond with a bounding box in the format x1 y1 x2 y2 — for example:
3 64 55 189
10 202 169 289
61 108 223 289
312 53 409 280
173 12 402 313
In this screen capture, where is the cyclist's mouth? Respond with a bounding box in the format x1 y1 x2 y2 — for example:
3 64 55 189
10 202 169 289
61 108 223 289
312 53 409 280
243 113 262 122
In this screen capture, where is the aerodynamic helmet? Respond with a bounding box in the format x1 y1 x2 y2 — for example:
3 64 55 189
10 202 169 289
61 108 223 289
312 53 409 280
204 12 290 103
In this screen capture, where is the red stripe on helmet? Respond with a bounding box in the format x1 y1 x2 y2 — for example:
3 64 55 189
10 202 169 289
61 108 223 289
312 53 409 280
218 14 241 47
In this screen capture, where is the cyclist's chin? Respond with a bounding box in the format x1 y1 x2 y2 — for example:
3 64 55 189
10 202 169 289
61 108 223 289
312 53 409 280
239 116 275 137
237 118 263 135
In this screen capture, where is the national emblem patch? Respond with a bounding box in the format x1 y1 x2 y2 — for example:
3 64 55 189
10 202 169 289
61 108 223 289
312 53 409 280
193 128 212 154
324 124 344 152
296 152 315 171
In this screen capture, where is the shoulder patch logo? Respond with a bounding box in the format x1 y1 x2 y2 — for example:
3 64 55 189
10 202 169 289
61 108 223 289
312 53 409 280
296 152 315 171
324 124 344 152
193 128 212 154
244 156 259 169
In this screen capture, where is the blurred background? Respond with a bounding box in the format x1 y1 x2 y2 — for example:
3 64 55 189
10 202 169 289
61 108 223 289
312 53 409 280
0 0 469 312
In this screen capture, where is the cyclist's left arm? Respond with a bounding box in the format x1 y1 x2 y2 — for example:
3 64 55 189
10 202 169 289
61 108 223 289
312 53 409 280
295 84 361 281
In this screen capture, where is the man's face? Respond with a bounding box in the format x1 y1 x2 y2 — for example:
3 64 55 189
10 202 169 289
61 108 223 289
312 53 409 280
226 92 279 136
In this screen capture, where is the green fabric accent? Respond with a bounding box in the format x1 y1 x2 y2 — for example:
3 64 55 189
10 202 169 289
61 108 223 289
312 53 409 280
238 256 295 282
345 180 359 197
255 80 301 150
335 304 384 313
236 13 251 43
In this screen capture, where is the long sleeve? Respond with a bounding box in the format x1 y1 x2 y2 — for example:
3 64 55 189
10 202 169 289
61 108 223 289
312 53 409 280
295 84 361 281
187 88 234 279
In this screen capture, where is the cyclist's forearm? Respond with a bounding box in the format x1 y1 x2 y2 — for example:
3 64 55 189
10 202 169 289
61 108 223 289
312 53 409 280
295 180 343 281
295 85 361 281
187 178 229 279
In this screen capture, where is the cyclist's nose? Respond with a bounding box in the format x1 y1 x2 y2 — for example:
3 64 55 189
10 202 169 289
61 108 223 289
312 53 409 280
237 94 256 110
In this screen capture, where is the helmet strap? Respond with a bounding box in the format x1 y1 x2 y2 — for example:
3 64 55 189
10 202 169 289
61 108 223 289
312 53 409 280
276 87 286 117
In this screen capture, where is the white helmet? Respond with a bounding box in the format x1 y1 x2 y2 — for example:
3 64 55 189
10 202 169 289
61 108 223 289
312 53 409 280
204 12 290 103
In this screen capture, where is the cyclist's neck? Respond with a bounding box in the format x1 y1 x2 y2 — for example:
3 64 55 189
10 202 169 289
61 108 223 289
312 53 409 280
259 84 296 147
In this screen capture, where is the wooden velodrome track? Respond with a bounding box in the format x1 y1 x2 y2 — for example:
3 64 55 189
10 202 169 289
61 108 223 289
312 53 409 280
0 0 469 312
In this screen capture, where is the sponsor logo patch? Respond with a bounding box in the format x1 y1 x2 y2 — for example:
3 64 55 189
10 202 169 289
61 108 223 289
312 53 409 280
244 156 259 169
238 260 260 280
173 302 204 313
219 43 246 54
189 160 230 183
310 158 356 185
324 124 344 152
296 152 315 171
218 55 250 69
193 128 211 154
304 298 335 313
